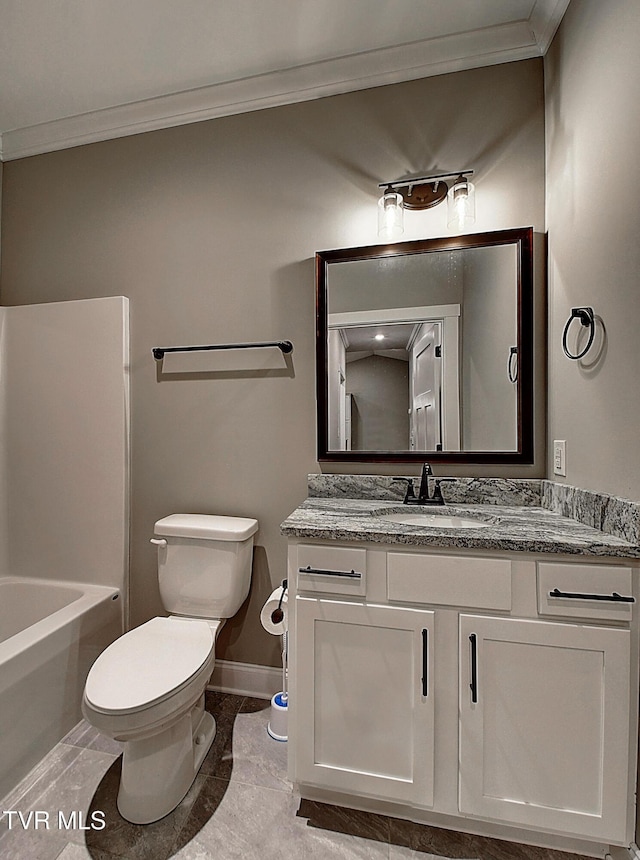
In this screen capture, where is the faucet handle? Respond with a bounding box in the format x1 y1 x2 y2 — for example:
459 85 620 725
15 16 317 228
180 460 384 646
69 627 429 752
432 478 455 504
431 481 444 504
392 477 416 504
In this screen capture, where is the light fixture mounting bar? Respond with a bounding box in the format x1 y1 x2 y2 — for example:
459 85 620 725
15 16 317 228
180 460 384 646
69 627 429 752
378 170 473 191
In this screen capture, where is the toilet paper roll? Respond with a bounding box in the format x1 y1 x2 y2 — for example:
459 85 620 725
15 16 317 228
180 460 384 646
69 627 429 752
260 586 288 635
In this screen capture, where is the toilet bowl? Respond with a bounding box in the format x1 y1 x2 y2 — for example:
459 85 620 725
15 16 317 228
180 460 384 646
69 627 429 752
82 616 220 823
82 513 258 824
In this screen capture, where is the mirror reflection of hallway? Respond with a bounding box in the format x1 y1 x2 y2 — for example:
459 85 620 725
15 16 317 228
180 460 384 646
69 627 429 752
328 306 461 453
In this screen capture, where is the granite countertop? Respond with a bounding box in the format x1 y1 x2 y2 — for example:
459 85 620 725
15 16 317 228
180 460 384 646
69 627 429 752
280 497 640 559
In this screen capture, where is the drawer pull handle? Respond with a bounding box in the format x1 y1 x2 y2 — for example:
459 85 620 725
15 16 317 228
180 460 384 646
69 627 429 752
549 588 635 604
421 628 429 698
299 565 362 579
469 633 478 704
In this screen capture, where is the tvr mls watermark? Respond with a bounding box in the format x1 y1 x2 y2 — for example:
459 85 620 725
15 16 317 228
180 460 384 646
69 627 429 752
3 810 106 831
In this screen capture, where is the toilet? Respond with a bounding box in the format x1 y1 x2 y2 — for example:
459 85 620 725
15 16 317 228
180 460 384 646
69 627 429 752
82 513 258 824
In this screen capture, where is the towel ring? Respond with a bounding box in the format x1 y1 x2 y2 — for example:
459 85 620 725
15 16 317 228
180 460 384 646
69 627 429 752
507 346 518 383
562 307 595 360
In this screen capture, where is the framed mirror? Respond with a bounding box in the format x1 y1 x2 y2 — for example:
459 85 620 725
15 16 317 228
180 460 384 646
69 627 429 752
316 227 534 464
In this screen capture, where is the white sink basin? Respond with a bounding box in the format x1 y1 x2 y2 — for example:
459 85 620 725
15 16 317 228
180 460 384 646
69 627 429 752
381 512 491 529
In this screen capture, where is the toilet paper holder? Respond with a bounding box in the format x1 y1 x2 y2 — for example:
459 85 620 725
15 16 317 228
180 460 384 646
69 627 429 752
270 580 287 625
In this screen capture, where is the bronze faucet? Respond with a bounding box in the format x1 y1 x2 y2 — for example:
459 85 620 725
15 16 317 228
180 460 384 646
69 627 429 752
394 463 451 506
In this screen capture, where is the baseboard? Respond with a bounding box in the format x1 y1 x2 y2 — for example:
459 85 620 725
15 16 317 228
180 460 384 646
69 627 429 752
606 843 640 860
208 659 281 700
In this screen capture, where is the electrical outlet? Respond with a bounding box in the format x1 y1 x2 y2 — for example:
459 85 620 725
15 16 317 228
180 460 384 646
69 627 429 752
553 440 566 477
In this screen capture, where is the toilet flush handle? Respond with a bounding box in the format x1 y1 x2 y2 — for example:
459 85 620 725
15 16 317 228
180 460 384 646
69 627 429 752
150 538 167 547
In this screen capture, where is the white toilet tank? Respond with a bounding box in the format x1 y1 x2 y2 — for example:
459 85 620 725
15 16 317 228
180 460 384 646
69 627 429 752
153 514 259 620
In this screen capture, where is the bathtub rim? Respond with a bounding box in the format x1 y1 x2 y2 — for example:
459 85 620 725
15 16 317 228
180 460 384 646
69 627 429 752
0 575 121 663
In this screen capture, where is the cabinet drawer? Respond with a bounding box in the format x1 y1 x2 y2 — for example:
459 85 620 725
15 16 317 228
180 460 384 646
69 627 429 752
296 544 366 596
537 561 634 621
387 552 512 610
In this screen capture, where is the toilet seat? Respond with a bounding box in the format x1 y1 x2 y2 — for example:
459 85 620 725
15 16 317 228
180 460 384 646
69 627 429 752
85 617 214 715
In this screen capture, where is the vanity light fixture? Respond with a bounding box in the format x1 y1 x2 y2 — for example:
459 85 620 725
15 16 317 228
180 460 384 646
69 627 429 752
377 171 475 239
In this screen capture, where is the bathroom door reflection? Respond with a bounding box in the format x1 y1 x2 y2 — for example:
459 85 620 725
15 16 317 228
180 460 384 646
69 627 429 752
411 322 442 451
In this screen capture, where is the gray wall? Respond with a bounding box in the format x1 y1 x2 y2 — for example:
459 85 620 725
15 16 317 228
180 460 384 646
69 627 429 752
545 0 640 500
0 59 545 666
329 251 463 314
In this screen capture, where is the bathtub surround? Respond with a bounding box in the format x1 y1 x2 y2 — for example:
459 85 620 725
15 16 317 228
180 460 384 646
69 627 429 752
0 297 130 598
0 297 129 799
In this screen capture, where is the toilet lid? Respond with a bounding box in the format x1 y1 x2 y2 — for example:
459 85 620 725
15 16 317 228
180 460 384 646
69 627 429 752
154 513 258 541
85 617 214 715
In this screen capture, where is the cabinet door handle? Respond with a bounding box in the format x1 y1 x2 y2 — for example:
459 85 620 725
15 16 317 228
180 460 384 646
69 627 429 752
421 628 429 697
469 633 478 704
298 565 362 579
549 587 635 603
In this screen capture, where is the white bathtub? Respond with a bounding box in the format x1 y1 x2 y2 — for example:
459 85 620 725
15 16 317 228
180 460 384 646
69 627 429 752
0 576 122 799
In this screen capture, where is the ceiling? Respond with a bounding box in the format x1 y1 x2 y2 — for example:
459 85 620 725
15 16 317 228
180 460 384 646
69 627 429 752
0 0 570 161
343 323 417 354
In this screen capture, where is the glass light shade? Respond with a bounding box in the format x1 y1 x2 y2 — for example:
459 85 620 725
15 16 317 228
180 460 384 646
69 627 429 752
447 178 476 231
378 188 404 240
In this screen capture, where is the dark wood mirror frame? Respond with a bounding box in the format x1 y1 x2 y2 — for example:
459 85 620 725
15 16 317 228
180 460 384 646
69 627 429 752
316 227 534 464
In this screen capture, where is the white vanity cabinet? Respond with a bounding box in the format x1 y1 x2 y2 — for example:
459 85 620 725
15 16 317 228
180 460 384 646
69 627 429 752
295 597 435 805
292 541 435 804
288 541 639 853
458 613 630 842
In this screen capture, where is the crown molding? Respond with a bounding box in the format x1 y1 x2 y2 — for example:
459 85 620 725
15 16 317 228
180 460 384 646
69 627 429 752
529 0 571 53
0 20 544 162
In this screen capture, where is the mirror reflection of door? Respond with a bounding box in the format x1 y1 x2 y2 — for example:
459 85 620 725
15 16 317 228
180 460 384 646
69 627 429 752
327 329 347 449
337 367 348 450
411 322 442 451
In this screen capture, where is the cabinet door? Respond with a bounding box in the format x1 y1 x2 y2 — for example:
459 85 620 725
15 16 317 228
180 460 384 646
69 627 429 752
295 596 435 806
459 614 631 843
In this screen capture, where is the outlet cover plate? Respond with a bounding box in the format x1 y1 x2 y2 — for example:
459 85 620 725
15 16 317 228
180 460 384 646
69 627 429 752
553 440 566 476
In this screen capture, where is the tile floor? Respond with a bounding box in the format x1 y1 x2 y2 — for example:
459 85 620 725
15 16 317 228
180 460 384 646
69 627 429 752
0 692 596 860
